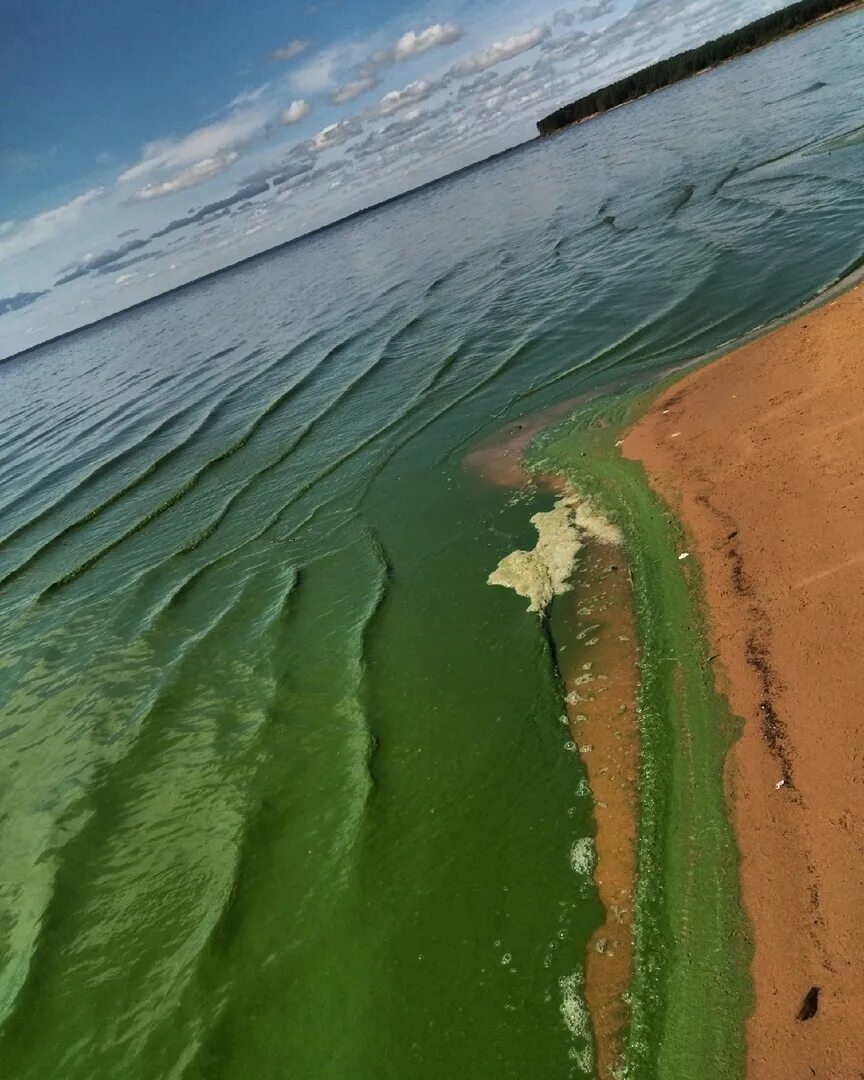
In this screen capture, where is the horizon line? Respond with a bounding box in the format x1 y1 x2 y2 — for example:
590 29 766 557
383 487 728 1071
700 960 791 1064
0 134 542 367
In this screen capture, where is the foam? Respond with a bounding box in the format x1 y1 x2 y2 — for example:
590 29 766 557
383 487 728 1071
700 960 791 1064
488 493 621 614
559 969 595 1074
569 836 597 877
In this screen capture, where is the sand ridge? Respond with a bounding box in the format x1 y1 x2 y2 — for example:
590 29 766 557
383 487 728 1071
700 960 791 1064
623 281 864 1078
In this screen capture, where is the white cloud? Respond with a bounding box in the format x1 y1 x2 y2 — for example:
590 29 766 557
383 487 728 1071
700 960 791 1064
392 23 462 61
292 56 336 94
309 119 363 153
227 84 270 110
331 74 379 105
133 153 239 200
451 27 547 77
269 39 310 62
322 21 463 104
0 188 103 264
118 111 265 184
376 78 440 117
282 100 312 124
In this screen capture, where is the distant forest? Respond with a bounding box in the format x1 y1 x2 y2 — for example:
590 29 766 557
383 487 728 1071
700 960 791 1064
537 0 859 135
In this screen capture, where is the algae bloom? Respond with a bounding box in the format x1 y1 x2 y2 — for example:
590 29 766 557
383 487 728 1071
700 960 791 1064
488 494 621 614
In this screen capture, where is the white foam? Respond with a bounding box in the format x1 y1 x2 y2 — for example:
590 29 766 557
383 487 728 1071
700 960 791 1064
569 836 596 877
560 970 595 1074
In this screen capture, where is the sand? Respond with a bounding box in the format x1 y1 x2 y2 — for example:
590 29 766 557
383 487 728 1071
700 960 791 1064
463 396 586 488
559 542 639 1079
623 280 864 1078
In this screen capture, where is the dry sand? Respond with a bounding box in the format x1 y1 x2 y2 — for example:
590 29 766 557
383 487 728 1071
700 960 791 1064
623 280 864 1078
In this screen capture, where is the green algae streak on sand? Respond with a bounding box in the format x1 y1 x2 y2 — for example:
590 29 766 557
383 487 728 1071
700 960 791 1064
530 391 752 1079
1 9 864 1078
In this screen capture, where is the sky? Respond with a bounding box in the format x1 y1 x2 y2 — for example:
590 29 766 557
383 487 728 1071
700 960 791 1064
0 0 783 355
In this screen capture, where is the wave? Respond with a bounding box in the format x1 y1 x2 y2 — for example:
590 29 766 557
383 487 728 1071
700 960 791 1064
359 341 533 497
803 119 864 155
133 298 481 568
507 262 715 407
122 497 342 636
203 344 242 364
668 183 696 217
710 165 740 197
347 526 392 800
121 569 325 1072
0 344 278 540
423 255 475 298
599 213 636 234
768 79 827 105
261 327 477 528
22 334 357 598
129 333 402 562
0 563 267 1037
0 396 222 567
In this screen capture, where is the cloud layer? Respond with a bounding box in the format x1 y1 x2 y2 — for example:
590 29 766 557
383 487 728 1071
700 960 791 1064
133 153 240 200
2 0 781 335
269 39 310 63
391 23 463 61
330 21 464 106
452 27 547 76
376 78 440 116
309 118 363 152
0 290 47 315
0 188 103 265
118 111 266 186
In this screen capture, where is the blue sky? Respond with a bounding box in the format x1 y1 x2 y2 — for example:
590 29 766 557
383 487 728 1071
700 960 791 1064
1 0 779 354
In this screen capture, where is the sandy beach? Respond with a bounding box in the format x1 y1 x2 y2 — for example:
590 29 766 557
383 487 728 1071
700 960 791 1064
624 280 864 1078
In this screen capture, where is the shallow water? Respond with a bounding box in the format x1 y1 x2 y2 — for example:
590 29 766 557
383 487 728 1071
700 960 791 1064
1 10 864 1078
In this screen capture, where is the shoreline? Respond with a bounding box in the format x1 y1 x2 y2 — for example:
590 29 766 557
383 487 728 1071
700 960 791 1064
464 411 640 1077
468 388 752 1076
623 278 864 1077
531 395 750 1078
468 272 864 1076
537 0 864 136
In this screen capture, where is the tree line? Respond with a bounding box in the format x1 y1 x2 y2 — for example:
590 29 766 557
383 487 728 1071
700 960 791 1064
537 0 856 135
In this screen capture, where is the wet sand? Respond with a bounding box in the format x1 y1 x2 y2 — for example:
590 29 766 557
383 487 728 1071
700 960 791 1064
463 396 585 488
623 280 864 1078
557 543 638 1079
465 408 639 1076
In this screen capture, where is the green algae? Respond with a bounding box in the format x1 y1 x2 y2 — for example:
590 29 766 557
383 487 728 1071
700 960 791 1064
527 386 753 1080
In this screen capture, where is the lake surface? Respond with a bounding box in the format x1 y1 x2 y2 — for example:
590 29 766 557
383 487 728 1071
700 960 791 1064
1 10 863 1078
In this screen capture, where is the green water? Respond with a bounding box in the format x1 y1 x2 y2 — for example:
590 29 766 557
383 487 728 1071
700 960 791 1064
1 10 864 1077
